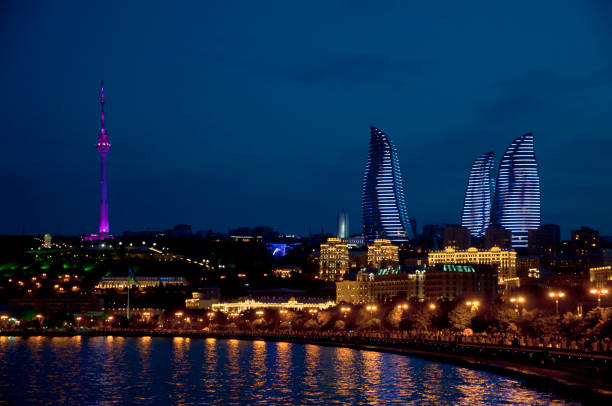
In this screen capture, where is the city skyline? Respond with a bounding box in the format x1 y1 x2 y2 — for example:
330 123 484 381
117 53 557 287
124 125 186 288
2 3 612 405
2 2 612 237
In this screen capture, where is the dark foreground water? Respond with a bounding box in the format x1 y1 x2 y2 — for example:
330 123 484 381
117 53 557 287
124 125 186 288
0 336 578 405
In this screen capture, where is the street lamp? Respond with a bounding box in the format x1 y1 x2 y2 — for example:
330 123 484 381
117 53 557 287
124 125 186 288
340 306 351 318
207 312 215 322
255 310 264 317
466 300 480 311
308 309 318 317
429 303 437 310
589 288 609 308
396 303 409 310
548 291 565 315
279 309 288 316
509 297 525 313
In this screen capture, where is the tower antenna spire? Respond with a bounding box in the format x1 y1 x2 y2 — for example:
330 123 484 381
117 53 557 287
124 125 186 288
100 80 106 138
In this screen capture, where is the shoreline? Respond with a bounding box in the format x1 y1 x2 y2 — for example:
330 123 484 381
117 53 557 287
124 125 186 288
3 329 612 403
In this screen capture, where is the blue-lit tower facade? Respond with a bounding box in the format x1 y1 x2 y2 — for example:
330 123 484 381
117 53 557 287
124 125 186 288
362 126 411 243
492 132 541 248
337 211 349 239
461 152 495 238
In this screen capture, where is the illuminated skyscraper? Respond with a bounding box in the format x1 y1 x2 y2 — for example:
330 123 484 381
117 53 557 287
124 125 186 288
362 126 411 243
84 81 112 241
337 211 349 239
492 133 541 248
461 152 495 238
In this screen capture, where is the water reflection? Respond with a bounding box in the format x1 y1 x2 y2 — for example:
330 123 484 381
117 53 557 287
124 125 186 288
273 342 292 396
333 347 357 402
0 337 580 406
303 344 322 403
170 336 191 405
250 340 267 403
360 351 383 404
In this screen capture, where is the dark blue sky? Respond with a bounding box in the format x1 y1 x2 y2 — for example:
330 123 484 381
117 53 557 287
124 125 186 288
2 1 612 238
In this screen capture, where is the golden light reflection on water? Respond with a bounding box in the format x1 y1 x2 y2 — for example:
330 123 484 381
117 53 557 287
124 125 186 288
274 342 292 396
0 337 580 405
170 336 191 405
251 340 268 403
224 338 241 404
303 344 323 403
202 335 219 398
456 366 490 404
419 363 446 403
333 347 358 401
360 351 383 404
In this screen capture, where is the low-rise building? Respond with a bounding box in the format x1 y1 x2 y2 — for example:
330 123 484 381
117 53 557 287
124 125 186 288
211 297 335 313
428 246 516 284
424 264 498 301
590 265 612 288
336 269 425 304
185 287 221 309
272 266 302 278
95 276 187 289
516 256 540 278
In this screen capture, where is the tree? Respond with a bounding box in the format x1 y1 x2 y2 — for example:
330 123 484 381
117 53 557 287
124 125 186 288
333 320 346 331
560 312 583 338
385 307 402 330
407 307 432 331
448 306 472 331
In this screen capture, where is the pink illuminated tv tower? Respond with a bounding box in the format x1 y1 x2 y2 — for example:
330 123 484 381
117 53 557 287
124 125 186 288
84 81 112 241
97 81 111 234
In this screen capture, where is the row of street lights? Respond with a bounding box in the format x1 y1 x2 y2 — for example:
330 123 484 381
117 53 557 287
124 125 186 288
165 289 610 326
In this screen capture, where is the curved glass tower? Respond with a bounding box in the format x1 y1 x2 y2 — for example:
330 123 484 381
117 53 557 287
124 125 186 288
362 126 411 243
492 132 541 248
461 152 495 238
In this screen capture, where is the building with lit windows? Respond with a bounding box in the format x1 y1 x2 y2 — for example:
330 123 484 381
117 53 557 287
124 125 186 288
336 269 425 304
571 226 600 256
185 288 220 309
590 265 612 288
319 237 349 282
95 276 187 289
212 297 335 313
367 239 399 269
461 152 495 238
424 264 498 301
362 126 412 243
428 246 517 283
491 132 541 248
528 224 560 257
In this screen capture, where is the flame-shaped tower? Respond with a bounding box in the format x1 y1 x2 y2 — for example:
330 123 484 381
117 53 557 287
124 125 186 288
96 81 111 234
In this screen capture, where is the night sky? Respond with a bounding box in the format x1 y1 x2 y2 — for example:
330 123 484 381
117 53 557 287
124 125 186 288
2 1 611 238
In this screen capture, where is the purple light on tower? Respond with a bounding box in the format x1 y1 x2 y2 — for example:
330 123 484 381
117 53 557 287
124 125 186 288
96 81 111 234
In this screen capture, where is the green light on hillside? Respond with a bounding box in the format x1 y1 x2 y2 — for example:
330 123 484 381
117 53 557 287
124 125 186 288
40 264 50 270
